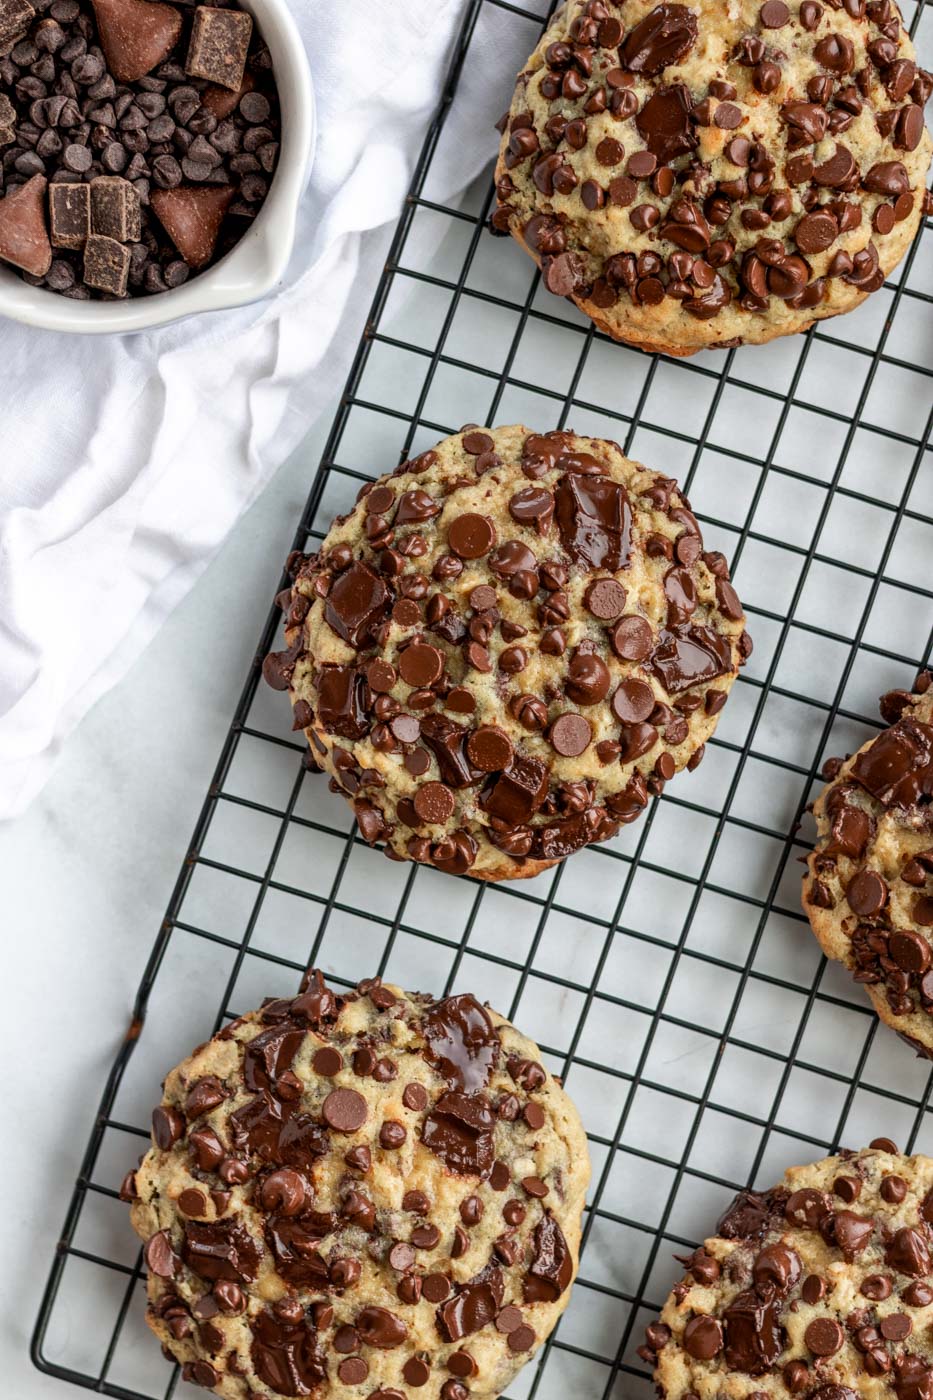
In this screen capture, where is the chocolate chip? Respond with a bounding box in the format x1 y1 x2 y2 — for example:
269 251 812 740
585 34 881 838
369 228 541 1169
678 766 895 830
548 712 592 757
881 1174 907 1203
466 725 513 773
402 1082 428 1112
611 678 655 724
410 1274 444 1305
413 781 455 825
585 577 627 619
322 1087 367 1133
805 1318 844 1355
311 1046 342 1077
337 1357 368 1385
448 513 496 560
846 869 888 916
399 641 443 688
684 1315 723 1359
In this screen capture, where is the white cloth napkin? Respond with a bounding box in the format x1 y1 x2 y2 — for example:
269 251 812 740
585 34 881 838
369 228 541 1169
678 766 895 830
0 0 528 819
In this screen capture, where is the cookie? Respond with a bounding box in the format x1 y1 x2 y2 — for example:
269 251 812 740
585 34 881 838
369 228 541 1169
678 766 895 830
123 973 590 1399
803 670 933 1059
263 425 751 882
492 0 933 356
639 1140 933 1399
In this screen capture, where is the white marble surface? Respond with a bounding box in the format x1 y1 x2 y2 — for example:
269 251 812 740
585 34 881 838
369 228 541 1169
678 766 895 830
0 409 334 1399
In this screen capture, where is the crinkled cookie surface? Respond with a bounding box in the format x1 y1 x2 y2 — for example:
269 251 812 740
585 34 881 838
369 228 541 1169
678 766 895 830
265 424 750 882
804 671 933 1058
640 1142 933 1399
125 974 591 1399
493 0 933 354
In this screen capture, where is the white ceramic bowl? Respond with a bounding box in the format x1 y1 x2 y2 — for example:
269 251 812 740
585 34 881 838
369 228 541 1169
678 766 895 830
0 0 315 334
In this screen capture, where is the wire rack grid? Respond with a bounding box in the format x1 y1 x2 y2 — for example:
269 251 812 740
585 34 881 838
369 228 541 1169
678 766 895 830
31 0 933 1397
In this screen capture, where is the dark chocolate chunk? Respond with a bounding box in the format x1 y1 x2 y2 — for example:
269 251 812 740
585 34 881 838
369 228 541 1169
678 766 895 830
555 472 632 570
323 561 389 647
422 994 500 1093
186 5 252 90
422 1091 496 1177
49 183 90 250
83 233 130 296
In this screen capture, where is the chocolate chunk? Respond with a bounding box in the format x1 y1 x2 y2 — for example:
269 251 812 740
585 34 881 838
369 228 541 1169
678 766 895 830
719 1187 788 1238
621 5 698 75
83 234 130 297
555 472 631 570
852 718 933 807
90 0 183 84
523 1212 573 1302
484 753 549 823
420 714 480 788
722 1290 783 1374
49 183 90 251
356 1306 407 1349
0 174 50 276
245 1023 304 1091
0 0 33 56
90 177 141 243
183 1219 263 1283
649 624 733 694
437 1261 504 1340
636 84 698 164
251 1308 326 1395
186 6 252 90
422 994 500 1093
316 665 369 739
422 1091 496 1177
150 185 236 270
509 485 554 535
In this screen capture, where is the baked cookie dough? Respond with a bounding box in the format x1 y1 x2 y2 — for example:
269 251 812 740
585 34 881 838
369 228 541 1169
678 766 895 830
492 0 933 355
263 425 751 882
640 1140 933 1398
804 670 933 1058
124 973 590 1399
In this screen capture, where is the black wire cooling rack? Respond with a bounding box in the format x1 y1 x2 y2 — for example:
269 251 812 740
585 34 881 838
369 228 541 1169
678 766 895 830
32 0 933 1396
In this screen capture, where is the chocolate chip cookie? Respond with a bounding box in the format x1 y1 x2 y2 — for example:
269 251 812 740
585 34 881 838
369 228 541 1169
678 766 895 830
492 0 933 356
804 670 933 1059
263 424 751 882
123 972 590 1399
639 1140 933 1398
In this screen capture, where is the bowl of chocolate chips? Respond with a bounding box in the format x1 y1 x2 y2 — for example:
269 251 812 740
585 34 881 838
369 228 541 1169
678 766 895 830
0 0 314 330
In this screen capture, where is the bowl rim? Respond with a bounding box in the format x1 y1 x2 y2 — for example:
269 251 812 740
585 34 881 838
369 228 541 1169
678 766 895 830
0 0 316 335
